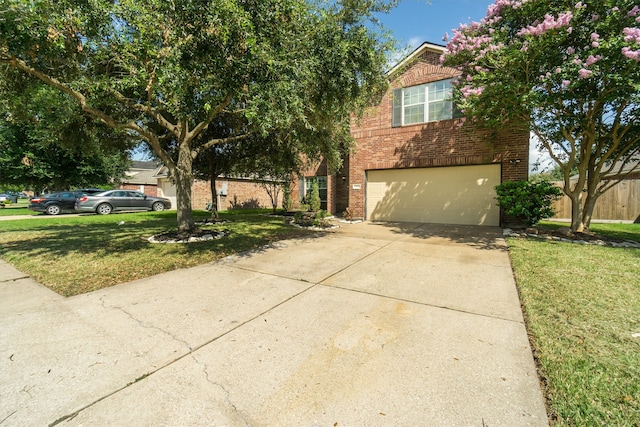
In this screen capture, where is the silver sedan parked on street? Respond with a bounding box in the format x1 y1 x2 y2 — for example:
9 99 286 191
75 190 172 215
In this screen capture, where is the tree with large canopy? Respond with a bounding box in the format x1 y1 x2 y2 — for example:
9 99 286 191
0 85 132 193
0 0 396 232
443 0 640 232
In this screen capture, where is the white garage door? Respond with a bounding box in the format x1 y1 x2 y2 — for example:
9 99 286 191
366 165 501 226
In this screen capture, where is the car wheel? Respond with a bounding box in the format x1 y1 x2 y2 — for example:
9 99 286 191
151 201 165 212
46 204 61 215
96 203 113 215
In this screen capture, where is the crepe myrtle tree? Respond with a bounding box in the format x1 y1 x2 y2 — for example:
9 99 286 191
0 0 396 233
442 0 640 232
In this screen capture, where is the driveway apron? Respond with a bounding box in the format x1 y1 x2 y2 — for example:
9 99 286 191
0 221 548 426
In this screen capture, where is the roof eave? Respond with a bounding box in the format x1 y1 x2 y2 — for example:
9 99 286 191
387 42 447 77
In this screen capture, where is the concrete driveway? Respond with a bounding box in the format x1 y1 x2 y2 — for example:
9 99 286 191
0 221 548 426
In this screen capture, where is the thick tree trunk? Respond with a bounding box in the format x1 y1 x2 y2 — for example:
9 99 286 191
174 143 196 233
209 175 219 219
581 190 602 231
566 190 585 232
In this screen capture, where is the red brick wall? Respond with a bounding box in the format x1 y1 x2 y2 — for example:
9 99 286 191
191 178 281 211
346 47 529 220
119 184 158 197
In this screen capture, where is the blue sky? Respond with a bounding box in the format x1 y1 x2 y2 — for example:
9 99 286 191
378 0 495 51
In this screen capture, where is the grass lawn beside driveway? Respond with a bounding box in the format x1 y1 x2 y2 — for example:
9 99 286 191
508 222 640 426
0 210 312 296
0 199 34 216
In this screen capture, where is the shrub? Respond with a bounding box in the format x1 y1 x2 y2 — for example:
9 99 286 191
307 180 321 212
495 180 562 226
282 185 293 211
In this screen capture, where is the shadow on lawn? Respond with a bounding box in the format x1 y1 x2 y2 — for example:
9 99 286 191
0 212 316 260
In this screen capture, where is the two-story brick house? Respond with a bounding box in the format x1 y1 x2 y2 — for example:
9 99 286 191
302 42 529 226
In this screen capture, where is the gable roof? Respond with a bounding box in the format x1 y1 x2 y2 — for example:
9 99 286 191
122 160 162 185
387 42 447 77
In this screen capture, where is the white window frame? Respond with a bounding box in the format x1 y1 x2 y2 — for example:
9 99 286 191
300 176 328 209
392 79 455 127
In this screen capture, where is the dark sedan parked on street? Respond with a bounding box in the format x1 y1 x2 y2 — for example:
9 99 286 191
75 190 171 215
29 191 87 215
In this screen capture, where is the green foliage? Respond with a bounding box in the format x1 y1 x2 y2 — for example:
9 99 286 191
307 180 321 212
0 0 398 232
0 115 130 192
282 184 293 211
495 180 562 226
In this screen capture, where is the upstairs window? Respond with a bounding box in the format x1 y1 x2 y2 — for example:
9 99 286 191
392 79 456 127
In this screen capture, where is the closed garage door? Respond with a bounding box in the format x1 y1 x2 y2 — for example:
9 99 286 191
366 165 501 226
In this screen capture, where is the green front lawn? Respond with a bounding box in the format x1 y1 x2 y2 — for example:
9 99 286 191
0 199 34 216
508 222 640 426
0 210 311 296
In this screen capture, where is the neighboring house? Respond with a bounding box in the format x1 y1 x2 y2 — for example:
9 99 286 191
191 177 281 212
120 161 279 211
301 42 529 226
551 161 640 222
119 161 160 197
152 165 280 212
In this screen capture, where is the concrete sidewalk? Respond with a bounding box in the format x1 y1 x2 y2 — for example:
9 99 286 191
0 221 549 426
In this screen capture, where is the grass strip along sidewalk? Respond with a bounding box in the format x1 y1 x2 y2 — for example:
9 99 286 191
508 222 640 426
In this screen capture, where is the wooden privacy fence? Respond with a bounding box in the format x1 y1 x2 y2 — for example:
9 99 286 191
550 179 640 222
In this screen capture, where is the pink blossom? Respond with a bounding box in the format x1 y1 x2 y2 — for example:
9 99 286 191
486 0 530 18
622 47 640 60
612 7 619 12
591 14 599 22
442 32 449 42
628 6 640 17
590 33 600 41
562 80 571 87
592 42 599 47
578 68 593 79
567 46 575 54
572 57 582 65
623 27 640 44
585 55 602 66
460 85 485 98
575 1 583 8
555 67 562 73
517 12 573 36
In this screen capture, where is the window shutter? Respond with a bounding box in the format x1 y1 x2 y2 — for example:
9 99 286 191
392 88 402 127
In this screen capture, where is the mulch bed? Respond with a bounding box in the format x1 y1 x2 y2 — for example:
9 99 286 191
148 228 226 243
